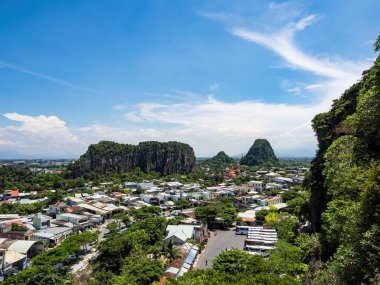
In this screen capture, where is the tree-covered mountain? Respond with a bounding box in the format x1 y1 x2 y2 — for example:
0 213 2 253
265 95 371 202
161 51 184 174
305 36 380 284
69 141 196 176
240 139 278 166
203 151 234 171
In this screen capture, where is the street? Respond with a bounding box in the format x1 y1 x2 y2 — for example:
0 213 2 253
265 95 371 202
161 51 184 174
195 229 246 269
70 222 110 274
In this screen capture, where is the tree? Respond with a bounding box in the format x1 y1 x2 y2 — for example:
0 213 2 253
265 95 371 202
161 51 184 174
113 256 165 285
128 216 167 245
264 212 280 227
275 214 299 243
175 199 190 209
281 190 299 202
267 241 308 278
212 249 266 276
218 204 237 228
321 200 360 251
254 209 270 224
95 229 150 273
294 233 322 263
130 206 161 221
112 212 129 229
195 205 218 227
374 34 380 52
106 221 119 234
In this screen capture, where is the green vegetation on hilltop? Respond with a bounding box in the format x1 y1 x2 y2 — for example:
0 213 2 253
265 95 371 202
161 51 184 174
240 139 278 166
304 35 380 284
203 151 235 172
68 140 196 176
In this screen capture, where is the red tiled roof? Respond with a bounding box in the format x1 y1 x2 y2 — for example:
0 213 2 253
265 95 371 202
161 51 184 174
5 220 23 226
11 189 19 198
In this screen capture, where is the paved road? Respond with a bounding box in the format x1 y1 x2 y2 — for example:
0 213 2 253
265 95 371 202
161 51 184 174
71 223 110 274
196 229 246 269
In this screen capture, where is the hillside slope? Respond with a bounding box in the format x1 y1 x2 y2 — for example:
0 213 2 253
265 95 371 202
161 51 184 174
306 37 380 284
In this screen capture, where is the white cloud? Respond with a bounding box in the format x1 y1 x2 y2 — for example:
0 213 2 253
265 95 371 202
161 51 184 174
121 96 322 156
0 113 82 156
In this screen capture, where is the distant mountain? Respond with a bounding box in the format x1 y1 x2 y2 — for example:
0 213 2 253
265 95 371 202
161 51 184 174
240 139 278 166
204 151 234 168
69 140 195 176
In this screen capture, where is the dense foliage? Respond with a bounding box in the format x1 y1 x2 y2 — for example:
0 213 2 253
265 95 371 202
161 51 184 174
164 244 307 285
86 206 167 285
304 35 380 284
195 199 237 229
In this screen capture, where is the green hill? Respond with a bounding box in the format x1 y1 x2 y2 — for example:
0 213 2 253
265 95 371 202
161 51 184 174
69 140 196 176
306 35 380 284
240 139 278 166
203 151 234 171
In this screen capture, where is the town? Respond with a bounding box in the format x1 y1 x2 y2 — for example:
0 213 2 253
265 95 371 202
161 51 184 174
0 157 309 284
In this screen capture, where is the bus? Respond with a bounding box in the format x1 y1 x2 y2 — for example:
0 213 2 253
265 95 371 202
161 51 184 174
236 226 251 235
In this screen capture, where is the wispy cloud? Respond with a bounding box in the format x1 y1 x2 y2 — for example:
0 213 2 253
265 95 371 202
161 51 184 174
114 104 127 111
209 83 219 92
144 88 205 102
230 19 354 79
0 60 103 94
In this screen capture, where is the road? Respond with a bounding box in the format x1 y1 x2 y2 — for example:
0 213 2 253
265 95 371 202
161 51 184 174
195 229 246 269
71 223 110 274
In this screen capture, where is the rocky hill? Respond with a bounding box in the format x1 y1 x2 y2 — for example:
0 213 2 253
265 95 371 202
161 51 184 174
72 140 195 175
203 151 234 171
305 37 380 284
240 139 278 166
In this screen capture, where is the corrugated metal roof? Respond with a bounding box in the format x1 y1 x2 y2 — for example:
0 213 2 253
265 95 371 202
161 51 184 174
8 240 39 254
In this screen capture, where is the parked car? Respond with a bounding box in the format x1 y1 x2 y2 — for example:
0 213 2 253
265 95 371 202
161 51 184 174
64 254 78 265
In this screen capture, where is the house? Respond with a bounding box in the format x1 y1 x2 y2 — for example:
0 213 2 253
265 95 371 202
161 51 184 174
273 177 294 186
48 201 67 215
31 226 73 247
32 214 52 230
164 225 196 247
164 225 206 247
0 220 33 240
264 172 280 181
56 213 88 225
140 194 160 205
1 189 19 201
247 181 266 192
0 248 27 272
5 240 45 258
67 197 85 206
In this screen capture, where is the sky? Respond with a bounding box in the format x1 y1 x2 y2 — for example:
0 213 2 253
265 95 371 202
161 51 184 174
0 0 379 158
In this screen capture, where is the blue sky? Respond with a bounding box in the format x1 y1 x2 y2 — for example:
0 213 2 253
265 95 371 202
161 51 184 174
0 0 379 158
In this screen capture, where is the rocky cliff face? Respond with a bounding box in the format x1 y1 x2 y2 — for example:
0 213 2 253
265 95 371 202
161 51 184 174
77 141 195 175
240 139 278 166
